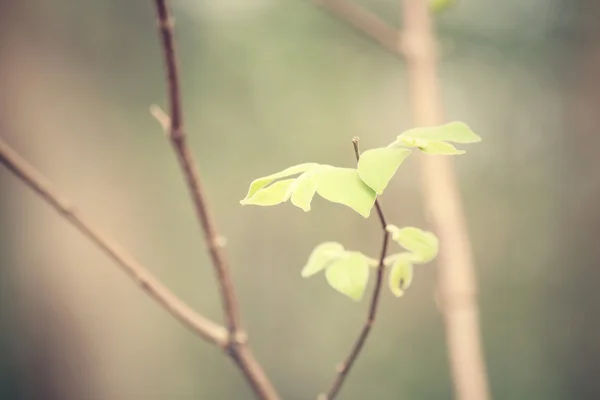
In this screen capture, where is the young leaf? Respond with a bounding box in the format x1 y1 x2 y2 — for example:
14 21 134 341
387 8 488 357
357 147 412 195
386 225 439 263
290 174 318 212
301 242 345 278
325 252 370 301
312 167 377 218
419 141 465 155
239 179 295 206
388 255 414 297
430 0 458 13
398 121 481 144
240 163 319 203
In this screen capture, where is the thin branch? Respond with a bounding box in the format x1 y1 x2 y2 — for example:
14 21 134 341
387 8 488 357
0 137 228 347
153 0 241 335
152 1 280 400
400 1 491 400
309 0 402 55
319 137 391 400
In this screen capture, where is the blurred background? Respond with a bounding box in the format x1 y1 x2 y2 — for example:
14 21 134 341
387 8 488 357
0 0 596 399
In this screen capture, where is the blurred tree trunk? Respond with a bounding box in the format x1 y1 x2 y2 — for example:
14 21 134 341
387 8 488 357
561 0 600 398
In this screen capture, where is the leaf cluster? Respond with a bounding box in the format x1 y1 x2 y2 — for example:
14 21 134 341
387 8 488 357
240 122 480 299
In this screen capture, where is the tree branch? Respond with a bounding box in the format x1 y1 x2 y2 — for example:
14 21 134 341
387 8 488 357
152 1 279 399
399 1 491 399
153 0 241 335
318 137 391 400
0 137 228 347
309 0 402 55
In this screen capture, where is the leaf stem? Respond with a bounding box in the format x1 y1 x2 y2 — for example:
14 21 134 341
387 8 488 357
319 137 391 400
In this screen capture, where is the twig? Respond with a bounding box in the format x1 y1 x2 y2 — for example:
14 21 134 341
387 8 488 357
318 137 391 400
0 137 228 347
153 0 241 335
152 1 279 399
150 104 171 133
400 1 491 399
309 0 402 55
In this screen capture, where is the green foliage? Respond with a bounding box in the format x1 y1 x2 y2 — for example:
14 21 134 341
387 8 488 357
430 0 458 13
241 163 318 202
392 121 481 155
311 167 376 217
240 164 376 217
387 253 414 297
301 242 345 278
385 226 439 297
386 225 439 263
357 147 412 195
301 243 372 301
240 122 480 299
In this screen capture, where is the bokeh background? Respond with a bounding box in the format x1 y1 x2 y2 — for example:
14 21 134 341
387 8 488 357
1 0 597 399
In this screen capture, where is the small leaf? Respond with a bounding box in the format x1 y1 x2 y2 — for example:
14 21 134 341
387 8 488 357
239 179 295 206
312 167 377 218
388 256 414 297
301 242 345 278
241 163 319 203
430 0 458 13
290 174 318 212
386 225 439 263
417 140 465 155
398 122 481 144
325 252 370 300
357 147 412 195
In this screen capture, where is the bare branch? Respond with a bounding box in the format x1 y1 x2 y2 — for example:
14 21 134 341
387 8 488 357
400 1 491 399
0 137 228 347
309 0 402 55
153 0 241 334
319 138 391 400
152 1 280 399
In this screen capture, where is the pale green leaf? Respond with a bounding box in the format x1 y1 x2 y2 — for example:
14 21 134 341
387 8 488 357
386 225 439 263
430 0 458 13
290 175 318 212
388 256 414 297
357 147 412 195
325 252 370 301
239 179 295 206
383 251 411 266
301 242 345 278
398 122 481 144
312 167 377 218
241 163 319 203
419 141 465 155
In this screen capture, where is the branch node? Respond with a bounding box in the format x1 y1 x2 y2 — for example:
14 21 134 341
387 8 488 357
150 104 171 133
212 235 228 249
157 15 175 30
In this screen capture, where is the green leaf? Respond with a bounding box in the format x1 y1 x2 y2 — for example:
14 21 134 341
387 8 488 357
357 147 412 195
430 0 458 13
239 179 295 206
290 174 318 212
416 140 465 155
301 242 345 278
388 255 414 297
325 252 370 301
398 122 481 144
386 225 439 263
312 167 377 218
241 163 319 203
